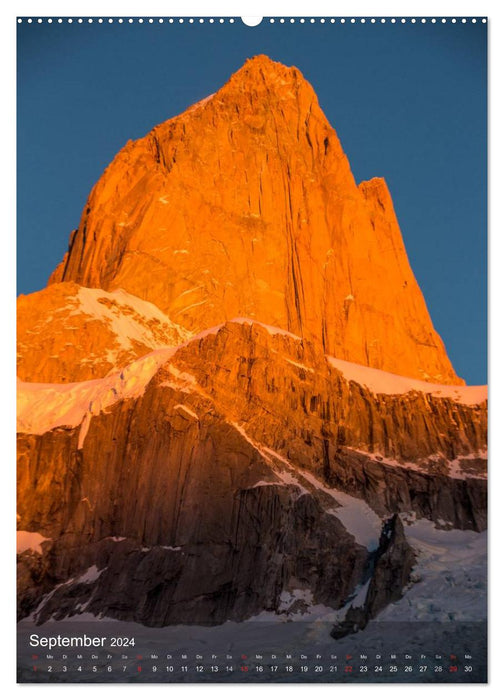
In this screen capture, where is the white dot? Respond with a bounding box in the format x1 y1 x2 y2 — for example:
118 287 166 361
371 18 376 23
209 18 214 23
118 18 123 23
108 18 113 23
401 18 406 23
58 18 63 23
442 18 447 23
320 18 325 23
129 18 134 23
361 18 366 24
472 18 477 23
68 19 73 24
38 18 42 23
17 18 22 23
270 18 275 23
421 18 426 23
199 18 204 23
310 18 315 23
391 18 396 23
452 18 457 23
280 18 285 23
411 18 416 23
291 18 295 23
159 18 164 23
48 18 53 24
179 18 184 23
27 18 32 23
300 18 305 23
149 18 154 23
462 18 467 23
341 19 345 24
220 18 224 23
351 18 356 24
88 18 93 23
98 18 103 23
139 18 144 24
169 18 173 23
229 18 234 23
381 18 386 23
331 18 335 24
431 18 436 23
482 18 487 23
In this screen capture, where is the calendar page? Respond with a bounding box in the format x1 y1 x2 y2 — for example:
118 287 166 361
16 13 487 684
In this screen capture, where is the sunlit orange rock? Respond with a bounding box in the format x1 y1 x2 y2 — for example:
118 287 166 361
17 282 189 382
49 55 462 384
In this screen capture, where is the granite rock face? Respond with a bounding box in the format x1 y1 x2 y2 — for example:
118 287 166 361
331 514 417 638
49 55 460 384
17 377 369 625
17 322 486 625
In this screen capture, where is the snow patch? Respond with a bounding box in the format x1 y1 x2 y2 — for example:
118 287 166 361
285 358 314 373
352 448 487 480
74 565 104 585
229 318 302 340
374 516 487 623
17 530 50 555
327 355 487 405
17 348 177 436
230 426 381 550
297 469 382 551
174 404 199 420
73 287 191 352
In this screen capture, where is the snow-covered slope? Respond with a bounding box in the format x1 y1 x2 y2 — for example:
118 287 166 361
327 356 487 406
17 282 191 383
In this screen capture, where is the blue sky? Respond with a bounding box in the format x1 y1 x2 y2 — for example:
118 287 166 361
17 18 487 383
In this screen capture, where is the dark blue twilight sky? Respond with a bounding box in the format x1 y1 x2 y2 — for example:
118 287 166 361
17 18 487 384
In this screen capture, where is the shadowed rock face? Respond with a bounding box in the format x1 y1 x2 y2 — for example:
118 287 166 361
17 379 369 626
331 514 417 639
48 55 460 384
17 322 486 626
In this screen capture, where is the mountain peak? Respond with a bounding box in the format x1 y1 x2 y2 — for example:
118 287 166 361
48 57 462 385
222 54 312 97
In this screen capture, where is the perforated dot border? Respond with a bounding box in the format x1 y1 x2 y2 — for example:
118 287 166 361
16 17 488 25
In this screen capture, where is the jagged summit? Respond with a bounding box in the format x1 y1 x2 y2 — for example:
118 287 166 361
46 55 461 384
223 54 310 90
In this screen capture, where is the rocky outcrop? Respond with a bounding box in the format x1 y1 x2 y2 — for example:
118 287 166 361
165 321 486 471
331 514 416 638
326 449 487 531
17 282 189 382
48 55 461 384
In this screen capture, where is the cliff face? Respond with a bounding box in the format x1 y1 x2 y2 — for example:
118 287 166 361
48 55 460 384
17 321 486 625
17 370 370 625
